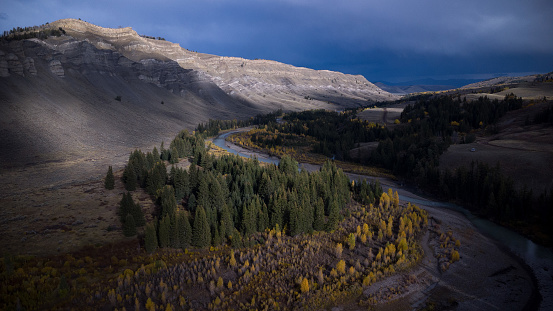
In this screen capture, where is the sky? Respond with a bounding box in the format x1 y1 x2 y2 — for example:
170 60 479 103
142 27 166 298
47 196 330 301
1 0 552 84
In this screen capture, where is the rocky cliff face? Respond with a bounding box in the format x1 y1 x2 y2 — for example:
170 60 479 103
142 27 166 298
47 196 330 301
0 19 395 188
48 19 396 106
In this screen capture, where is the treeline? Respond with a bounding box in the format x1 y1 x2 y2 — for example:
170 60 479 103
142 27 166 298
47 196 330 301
276 109 386 160
532 104 553 125
118 125 372 250
374 94 522 177
432 161 553 236
195 109 282 137
1 27 66 41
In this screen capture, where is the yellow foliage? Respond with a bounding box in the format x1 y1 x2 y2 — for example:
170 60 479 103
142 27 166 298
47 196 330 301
301 277 309 293
347 233 356 250
451 250 460 262
336 260 346 274
145 298 155 311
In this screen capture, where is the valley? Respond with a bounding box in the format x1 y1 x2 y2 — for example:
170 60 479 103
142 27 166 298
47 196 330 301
1 18 552 311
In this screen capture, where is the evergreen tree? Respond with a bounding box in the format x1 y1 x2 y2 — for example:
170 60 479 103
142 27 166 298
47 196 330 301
145 222 158 253
192 206 211 248
177 212 191 249
183 213 192 247
158 216 171 248
326 199 340 232
220 203 233 240
104 165 115 190
152 146 160 162
170 215 179 248
170 146 179 164
131 200 146 227
160 185 177 218
123 214 137 237
313 197 325 231
188 193 197 212
119 192 133 223
123 163 137 191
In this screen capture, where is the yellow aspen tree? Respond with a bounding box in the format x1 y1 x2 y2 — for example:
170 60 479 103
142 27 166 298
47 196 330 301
337 260 346 274
301 277 309 293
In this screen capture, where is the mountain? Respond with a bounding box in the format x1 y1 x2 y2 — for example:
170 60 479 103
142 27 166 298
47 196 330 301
0 19 396 187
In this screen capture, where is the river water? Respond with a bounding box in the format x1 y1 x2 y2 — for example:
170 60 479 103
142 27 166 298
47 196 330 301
213 130 553 310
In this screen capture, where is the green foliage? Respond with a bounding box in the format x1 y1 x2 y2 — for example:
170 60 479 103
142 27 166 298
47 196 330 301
192 206 211 248
160 186 177 218
104 165 115 190
313 198 325 231
122 163 137 191
119 192 145 228
145 222 158 253
158 216 171 248
123 214 137 237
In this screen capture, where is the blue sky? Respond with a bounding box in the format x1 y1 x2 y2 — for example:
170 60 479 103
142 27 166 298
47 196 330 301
1 0 552 84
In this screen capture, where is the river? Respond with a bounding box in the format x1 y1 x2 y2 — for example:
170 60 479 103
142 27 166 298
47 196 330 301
212 129 553 310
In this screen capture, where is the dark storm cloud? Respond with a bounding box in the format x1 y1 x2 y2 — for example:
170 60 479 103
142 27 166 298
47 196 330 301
1 0 552 82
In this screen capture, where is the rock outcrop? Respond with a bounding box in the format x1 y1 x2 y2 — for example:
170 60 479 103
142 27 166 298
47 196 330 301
48 59 64 77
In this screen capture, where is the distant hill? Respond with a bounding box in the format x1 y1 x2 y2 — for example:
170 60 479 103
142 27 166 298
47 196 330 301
0 19 396 188
375 78 481 95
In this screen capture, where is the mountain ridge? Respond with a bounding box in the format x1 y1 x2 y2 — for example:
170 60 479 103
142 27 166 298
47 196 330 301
0 18 395 189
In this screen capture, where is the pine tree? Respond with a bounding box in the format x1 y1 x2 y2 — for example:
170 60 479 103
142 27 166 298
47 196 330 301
183 213 192 247
313 197 325 231
131 200 146 227
104 165 115 190
192 206 211 248
123 214 137 237
170 146 179 164
170 215 179 248
188 193 197 212
144 223 157 253
160 186 177 218
152 146 160 162
326 199 340 232
123 163 137 191
177 212 187 249
158 216 170 248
